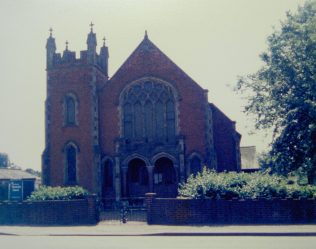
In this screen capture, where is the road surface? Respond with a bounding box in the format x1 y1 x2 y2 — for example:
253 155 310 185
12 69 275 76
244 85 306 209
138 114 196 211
1 236 316 249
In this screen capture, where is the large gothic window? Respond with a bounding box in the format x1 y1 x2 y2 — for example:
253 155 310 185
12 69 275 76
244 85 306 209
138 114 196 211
122 80 177 143
66 145 77 184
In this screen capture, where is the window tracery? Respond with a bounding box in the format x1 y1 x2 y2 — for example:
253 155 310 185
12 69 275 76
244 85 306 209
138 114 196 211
121 80 177 143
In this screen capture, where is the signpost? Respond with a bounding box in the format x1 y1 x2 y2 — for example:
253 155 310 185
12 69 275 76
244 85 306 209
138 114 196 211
9 180 23 201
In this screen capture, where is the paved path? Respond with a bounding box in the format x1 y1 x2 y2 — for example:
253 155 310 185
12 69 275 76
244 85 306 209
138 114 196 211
2 235 316 249
1 223 316 236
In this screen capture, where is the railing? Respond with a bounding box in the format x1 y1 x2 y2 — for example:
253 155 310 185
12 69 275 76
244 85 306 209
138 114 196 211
99 197 147 223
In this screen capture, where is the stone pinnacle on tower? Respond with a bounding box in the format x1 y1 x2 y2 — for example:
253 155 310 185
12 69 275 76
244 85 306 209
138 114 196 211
99 36 109 77
46 27 56 69
87 22 97 64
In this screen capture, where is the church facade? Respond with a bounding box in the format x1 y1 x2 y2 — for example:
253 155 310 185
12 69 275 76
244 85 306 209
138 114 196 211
42 26 241 199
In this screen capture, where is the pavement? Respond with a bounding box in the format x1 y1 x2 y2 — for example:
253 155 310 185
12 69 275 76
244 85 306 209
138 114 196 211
1 222 316 236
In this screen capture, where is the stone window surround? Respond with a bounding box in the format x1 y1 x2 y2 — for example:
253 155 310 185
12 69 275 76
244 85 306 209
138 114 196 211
63 141 80 185
62 92 79 127
118 77 180 140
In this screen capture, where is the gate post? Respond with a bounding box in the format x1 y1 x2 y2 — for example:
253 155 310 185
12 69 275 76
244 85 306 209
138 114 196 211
86 194 99 224
145 192 156 224
148 166 154 192
115 156 121 201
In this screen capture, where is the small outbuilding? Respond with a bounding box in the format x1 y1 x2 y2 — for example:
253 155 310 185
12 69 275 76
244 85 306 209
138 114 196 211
0 168 37 201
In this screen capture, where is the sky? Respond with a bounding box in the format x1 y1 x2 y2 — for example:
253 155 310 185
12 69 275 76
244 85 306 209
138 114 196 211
0 0 306 171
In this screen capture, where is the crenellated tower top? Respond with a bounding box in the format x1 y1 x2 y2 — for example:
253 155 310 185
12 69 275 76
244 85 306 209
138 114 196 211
45 23 109 78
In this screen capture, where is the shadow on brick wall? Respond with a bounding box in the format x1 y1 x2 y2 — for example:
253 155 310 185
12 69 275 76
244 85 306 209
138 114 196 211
145 193 316 225
0 195 98 226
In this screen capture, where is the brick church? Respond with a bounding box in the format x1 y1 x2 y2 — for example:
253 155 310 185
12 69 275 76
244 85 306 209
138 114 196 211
42 25 241 199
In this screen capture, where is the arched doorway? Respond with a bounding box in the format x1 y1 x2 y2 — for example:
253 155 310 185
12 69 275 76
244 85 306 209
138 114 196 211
127 158 149 197
153 157 177 197
102 159 115 198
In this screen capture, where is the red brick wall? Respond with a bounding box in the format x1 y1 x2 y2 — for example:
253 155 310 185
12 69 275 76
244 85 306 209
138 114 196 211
0 195 98 225
211 104 239 171
48 66 96 191
147 197 316 225
99 39 208 158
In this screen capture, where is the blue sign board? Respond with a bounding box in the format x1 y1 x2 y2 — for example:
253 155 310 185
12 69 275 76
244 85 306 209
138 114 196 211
9 180 23 201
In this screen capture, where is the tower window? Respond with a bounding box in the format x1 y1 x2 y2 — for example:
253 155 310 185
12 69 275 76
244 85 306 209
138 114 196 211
66 145 77 184
64 94 78 126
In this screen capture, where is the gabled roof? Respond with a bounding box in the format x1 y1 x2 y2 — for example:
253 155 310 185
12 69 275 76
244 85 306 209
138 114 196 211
109 33 203 91
0 168 37 180
209 103 241 138
209 103 234 123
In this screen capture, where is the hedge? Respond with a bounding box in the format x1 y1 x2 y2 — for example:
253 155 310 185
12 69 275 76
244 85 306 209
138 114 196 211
27 186 89 201
178 168 316 199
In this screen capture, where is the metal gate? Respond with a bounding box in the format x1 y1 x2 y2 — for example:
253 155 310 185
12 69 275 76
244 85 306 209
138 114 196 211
99 197 147 224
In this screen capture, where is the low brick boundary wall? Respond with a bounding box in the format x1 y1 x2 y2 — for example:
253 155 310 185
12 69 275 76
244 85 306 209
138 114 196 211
0 195 98 225
146 195 316 225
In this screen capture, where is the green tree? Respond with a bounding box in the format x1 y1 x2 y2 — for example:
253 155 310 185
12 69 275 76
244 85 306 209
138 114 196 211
0 153 9 168
25 168 41 177
237 1 316 184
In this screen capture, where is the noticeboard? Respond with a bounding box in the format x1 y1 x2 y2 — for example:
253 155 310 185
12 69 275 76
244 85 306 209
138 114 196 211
9 180 23 201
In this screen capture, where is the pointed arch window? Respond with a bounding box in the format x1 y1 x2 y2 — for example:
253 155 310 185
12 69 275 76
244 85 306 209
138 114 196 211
134 102 143 139
64 94 78 126
155 100 164 141
121 80 177 144
144 101 154 141
65 144 77 184
123 103 133 139
166 100 175 142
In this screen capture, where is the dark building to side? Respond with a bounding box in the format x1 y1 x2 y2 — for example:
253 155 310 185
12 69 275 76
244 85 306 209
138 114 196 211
42 26 241 199
0 168 36 200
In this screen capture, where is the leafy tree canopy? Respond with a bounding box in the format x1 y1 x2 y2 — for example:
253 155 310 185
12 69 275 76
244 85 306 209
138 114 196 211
25 168 41 177
237 1 316 183
0 153 9 168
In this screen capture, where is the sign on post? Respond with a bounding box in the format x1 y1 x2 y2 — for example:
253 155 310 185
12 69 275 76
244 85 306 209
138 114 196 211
9 180 23 201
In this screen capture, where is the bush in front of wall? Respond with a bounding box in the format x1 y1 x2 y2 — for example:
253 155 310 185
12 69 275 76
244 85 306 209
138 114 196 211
27 186 89 201
178 168 316 199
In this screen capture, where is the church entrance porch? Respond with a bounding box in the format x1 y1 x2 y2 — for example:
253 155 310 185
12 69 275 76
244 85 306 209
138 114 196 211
126 158 149 197
119 154 179 198
153 157 178 197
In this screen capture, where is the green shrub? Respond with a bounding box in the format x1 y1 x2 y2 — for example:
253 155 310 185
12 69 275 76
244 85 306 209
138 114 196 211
27 186 89 201
178 168 316 199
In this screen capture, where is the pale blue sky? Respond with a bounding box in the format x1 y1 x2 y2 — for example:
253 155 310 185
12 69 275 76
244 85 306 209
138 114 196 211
0 0 305 170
